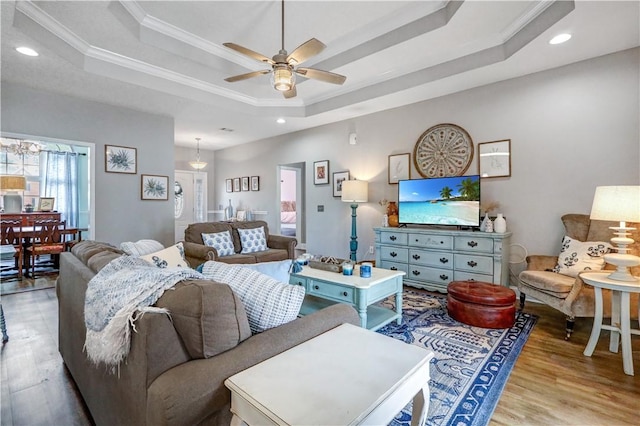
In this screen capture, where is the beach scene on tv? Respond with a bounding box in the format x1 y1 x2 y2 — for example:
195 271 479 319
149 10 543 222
398 176 480 226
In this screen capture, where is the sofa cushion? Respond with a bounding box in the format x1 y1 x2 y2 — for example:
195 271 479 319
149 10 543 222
120 239 164 256
71 241 123 265
202 231 235 257
87 251 122 274
519 270 575 297
252 249 290 263
201 261 305 334
230 221 270 253
155 280 251 359
141 243 189 268
239 259 293 283
552 235 611 277
185 222 234 246
238 226 268 254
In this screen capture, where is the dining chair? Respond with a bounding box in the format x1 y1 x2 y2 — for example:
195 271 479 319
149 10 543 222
25 218 66 277
0 217 24 278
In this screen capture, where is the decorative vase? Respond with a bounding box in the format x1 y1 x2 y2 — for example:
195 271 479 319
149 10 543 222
382 214 389 227
480 214 489 232
386 202 399 228
484 217 494 233
225 199 234 220
494 213 507 233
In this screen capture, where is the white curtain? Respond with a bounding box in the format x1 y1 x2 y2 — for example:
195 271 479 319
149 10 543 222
40 151 79 228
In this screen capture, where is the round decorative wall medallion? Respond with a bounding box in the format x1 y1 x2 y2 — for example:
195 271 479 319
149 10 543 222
413 123 474 177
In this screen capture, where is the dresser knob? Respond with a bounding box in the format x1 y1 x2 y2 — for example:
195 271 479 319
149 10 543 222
390 266 397 271
412 270 421 276
342 291 348 297
439 274 449 281
390 235 397 241
313 285 319 290
390 252 397 257
467 261 478 267
467 241 478 248
439 257 448 264
412 254 420 260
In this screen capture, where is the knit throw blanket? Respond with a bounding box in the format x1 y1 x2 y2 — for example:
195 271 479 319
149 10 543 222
84 255 204 368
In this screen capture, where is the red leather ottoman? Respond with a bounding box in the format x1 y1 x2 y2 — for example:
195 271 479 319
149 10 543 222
447 281 516 329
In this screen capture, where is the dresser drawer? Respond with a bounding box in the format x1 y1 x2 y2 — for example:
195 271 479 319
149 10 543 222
454 254 493 274
380 260 408 274
406 265 453 284
454 271 494 283
408 233 453 250
380 246 408 263
379 231 408 245
409 249 453 268
454 236 494 253
289 276 307 287
307 280 354 303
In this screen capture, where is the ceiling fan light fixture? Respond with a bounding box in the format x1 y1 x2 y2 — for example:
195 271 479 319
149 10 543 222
272 65 295 91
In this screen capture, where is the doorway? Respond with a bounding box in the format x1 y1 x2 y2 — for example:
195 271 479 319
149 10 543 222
278 162 305 247
174 170 207 243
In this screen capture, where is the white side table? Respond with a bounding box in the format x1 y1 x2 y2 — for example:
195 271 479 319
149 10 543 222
581 272 640 376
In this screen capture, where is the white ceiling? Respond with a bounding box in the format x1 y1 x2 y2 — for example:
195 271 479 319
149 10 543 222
1 1 639 151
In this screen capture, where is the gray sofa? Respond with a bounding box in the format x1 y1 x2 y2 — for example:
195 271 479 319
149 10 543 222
57 241 359 426
182 220 296 266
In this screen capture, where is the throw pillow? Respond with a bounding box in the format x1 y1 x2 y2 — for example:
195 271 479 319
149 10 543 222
119 239 164 256
553 235 611 277
238 259 293 283
238 226 268 254
140 242 189 268
201 231 235 257
201 261 305 334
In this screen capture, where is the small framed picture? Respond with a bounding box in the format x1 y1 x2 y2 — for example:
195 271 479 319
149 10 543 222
105 145 137 174
313 160 329 185
141 174 169 200
226 179 233 193
241 176 250 191
233 178 241 192
236 210 247 221
251 176 260 191
38 197 55 212
478 139 511 178
333 171 350 197
388 153 411 184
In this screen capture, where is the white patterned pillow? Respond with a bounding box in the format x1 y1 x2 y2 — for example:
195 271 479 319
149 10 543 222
120 239 164 256
553 235 612 277
202 231 235 257
201 261 305 333
140 242 189 269
238 226 268 254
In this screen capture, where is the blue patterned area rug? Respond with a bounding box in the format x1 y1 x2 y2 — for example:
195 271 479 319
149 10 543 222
377 288 537 426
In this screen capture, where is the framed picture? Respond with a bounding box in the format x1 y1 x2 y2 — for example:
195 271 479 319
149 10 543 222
333 171 350 197
105 145 137 174
141 174 169 200
241 176 250 191
478 139 511 178
313 160 329 185
233 177 241 192
225 179 233 193
251 176 260 191
38 197 55 212
236 210 247 221
388 153 411 184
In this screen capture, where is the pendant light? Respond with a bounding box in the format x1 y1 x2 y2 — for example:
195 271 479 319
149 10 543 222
189 137 207 170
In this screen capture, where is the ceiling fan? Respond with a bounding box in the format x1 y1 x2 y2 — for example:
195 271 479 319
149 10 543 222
223 0 346 98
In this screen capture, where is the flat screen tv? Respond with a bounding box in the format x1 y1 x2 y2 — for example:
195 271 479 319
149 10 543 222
398 175 481 227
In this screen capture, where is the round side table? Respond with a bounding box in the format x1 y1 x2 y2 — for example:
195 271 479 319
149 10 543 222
581 272 640 376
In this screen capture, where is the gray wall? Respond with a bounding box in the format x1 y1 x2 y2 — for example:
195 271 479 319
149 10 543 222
1 82 176 247
214 48 640 261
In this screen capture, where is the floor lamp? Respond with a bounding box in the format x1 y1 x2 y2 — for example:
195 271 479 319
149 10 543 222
589 185 640 281
341 180 368 262
1 175 27 213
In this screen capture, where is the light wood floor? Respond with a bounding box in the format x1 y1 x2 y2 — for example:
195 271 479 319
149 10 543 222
0 282 638 426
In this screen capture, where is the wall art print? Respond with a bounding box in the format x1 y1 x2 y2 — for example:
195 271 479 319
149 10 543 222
478 139 511 178
251 176 260 191
313 160 329 185
333 171 350 197
141 174 169 200
105 145 137 174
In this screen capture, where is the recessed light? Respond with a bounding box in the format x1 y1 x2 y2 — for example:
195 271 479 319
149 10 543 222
16 46 38 56
276 118 286 124
549 33 571 45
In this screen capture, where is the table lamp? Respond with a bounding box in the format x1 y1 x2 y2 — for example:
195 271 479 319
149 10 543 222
589 185 640 281
0 175 27 213
341 180 368 262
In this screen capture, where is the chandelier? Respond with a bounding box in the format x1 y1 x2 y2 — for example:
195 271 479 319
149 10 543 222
1 139 42 156
189 138 207 170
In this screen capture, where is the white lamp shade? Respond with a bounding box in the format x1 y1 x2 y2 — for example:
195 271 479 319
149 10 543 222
590 186 640 222
341 180 368 203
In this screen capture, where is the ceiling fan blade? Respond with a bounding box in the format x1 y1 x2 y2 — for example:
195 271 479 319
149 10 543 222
286 38 325 65
283 86 297 99
223 43 275 64
224 70 271 83
296 67 346 85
